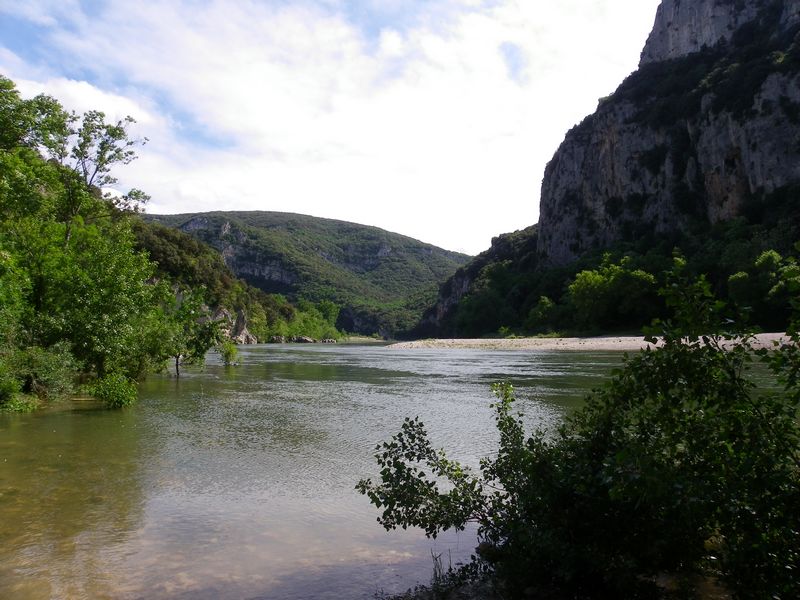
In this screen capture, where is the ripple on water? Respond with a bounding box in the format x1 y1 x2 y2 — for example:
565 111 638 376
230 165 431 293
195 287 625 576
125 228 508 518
0 345 623 599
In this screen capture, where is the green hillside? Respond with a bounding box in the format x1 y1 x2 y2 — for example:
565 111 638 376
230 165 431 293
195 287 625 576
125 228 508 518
146 212 470 337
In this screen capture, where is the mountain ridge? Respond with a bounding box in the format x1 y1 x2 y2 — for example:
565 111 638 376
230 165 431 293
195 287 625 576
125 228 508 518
145 210 470 337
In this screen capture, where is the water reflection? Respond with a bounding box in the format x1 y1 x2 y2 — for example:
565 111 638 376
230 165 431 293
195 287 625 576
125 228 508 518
0 345 623 599
0 400 147 598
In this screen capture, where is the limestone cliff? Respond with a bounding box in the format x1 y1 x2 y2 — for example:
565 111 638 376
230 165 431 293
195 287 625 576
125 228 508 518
538 0 800 265
640 0 800 65
422 0 800 335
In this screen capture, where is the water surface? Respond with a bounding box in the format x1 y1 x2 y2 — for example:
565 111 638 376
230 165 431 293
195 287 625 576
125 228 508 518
0 345 623 599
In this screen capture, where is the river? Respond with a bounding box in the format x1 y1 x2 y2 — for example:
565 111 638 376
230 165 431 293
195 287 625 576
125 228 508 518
0 344 624 599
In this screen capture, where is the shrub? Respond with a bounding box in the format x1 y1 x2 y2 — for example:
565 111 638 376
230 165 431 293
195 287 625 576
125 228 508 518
11 343 77 401
92 372 137 408
0 356 22 407
358 260 800 599
218 339 239 365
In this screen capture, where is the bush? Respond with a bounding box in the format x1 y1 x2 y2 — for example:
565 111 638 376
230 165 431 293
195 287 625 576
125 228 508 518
218 339 239 365
567 255 659 331
0 356 22 407
11 343 77 401
92 372 137 408
357 260 800 599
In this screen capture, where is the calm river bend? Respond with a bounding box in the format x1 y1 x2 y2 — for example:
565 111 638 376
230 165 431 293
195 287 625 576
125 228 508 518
0 344 624 599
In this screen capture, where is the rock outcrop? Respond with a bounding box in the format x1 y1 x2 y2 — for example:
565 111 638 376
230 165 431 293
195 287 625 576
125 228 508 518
211 307 258 344
537 0 800 266
231 309 258 344
640 0 800 65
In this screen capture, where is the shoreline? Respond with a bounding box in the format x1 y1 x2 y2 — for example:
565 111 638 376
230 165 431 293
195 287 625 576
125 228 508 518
388 332 788 352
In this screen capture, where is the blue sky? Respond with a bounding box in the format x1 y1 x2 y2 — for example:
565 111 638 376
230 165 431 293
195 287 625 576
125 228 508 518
0 0 661 254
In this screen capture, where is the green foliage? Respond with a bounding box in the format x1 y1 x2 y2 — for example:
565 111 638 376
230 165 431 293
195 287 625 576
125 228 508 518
0 342 77 410
9 343 78 401
132 219 347 342
359 261 800 598
131 219 243 307
438 210 800 338
91 372 138 409
218 340 239 366
567 255 658 331
146 211 470 338
0 358 22 408
19 220 159 376
0 74 205 405
523 296 556 333
161 288 221 377
728 249 800 330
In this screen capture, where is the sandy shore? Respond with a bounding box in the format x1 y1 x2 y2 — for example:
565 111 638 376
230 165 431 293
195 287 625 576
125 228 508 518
388 332 788 352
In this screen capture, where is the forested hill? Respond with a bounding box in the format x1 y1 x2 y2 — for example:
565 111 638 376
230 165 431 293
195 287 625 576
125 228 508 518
146 211 470 337
0 74 346 411
422 0 800 338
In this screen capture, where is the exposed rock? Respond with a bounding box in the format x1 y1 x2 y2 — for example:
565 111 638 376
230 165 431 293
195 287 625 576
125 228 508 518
290 336 316 343
537 0 800 266
268 335 286 343
231 309 258 344
638 0 800 65
422 0 800 334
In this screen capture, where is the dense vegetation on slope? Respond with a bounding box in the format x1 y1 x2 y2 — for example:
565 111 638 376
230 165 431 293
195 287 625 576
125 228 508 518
147 212 470 337
425 218 800 337
0 76 339 410
130 219 340 342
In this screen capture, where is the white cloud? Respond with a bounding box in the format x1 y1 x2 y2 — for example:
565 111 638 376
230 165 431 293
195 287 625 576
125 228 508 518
1 0 661 254
0 0 83 27
13 76 156 125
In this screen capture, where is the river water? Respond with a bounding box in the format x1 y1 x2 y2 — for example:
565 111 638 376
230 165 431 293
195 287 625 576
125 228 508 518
0 344 624 599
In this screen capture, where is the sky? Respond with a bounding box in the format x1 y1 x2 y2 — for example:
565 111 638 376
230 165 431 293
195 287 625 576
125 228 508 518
0 0 662 255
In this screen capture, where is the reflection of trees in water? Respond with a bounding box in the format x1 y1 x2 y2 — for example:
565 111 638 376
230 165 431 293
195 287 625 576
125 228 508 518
0 403 146 598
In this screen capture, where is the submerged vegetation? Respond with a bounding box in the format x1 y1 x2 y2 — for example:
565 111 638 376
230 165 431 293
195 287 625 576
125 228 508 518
359 259 800 599
0 75 342 411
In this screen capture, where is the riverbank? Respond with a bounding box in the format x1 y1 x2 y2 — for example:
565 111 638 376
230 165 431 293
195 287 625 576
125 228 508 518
389 332 787 352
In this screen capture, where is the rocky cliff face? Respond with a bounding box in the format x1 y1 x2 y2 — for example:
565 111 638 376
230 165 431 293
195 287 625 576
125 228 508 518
421 0 800 335
180 215 300 293
537 0 800 266
640 0 800 65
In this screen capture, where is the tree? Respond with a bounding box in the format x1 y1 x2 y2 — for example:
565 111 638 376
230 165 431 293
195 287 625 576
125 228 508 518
162 289 221 377
14 219 161 377
567 254 658 330
358 258 800 599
